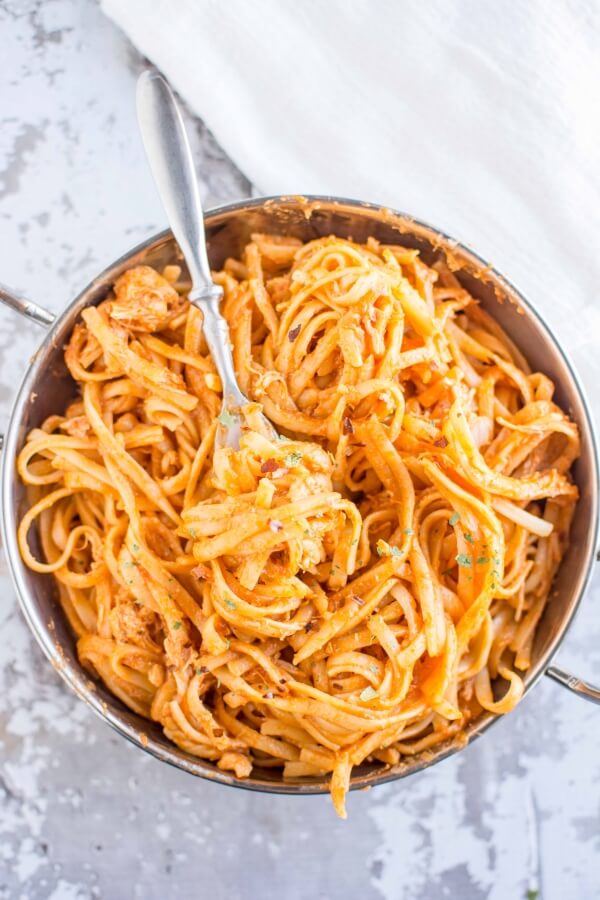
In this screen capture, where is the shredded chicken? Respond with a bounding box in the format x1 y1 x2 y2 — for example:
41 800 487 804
109 597 160 651
61 415 91 438
109 265 180 332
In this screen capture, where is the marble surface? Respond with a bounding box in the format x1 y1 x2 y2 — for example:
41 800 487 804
1 2 599 898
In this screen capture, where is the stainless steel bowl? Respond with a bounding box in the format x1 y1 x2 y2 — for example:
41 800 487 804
1 195 599 797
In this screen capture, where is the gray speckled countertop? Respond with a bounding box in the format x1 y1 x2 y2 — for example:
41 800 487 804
1 3 599 898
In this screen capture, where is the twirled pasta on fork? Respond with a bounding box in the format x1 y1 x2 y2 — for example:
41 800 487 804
18 234 579 816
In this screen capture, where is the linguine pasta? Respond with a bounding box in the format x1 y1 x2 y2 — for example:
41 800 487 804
17 234 579 816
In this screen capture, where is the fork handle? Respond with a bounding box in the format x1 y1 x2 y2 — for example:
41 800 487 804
190 286 247 407
136 70 214 297
136 70 246 406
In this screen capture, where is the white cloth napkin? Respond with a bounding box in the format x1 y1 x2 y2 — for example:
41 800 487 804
102 0 600 413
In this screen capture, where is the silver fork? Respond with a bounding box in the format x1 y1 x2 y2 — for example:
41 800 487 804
136 69 278 449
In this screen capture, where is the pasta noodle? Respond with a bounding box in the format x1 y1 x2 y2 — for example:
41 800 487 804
17 235 580 817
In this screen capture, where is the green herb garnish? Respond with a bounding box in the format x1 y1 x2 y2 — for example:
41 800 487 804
224 599 237 610
360 686 378 701
390 546 402 557
284 450 303 468
476 556 490 565
217 408 236 428
464 533 474 544
403 528 414 535
172 620 182 630
455 553 472 567
449 512 460 526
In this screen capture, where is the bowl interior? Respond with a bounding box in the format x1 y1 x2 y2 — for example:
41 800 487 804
4 197 598 794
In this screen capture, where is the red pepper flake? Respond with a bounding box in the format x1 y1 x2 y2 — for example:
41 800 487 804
260 458 279 473
342 416 354 435
268 518 283 533
288 324 301 342
434 436 449 448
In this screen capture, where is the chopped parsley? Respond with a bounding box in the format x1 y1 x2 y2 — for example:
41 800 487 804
217 408 236 428
224 598 237 610
455 553 472 567
448 512 460 526
284 450 303 468
476 556 490 565
375 540 402 558
526 891 539 900
464 533 475 544
402 528 414 536
360 686 378 701
172 620 182 630
369 664 379 674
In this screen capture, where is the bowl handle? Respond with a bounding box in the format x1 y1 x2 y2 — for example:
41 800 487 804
0 282 56 328
545 666 600 705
